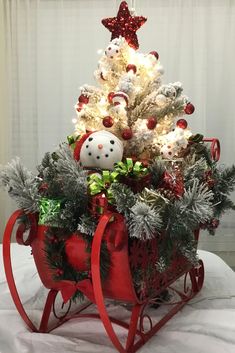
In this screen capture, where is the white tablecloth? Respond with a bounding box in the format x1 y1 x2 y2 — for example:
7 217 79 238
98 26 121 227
1 245 235 353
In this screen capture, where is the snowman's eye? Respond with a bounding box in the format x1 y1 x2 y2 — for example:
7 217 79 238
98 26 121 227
110 140 115 144
110 148 113 152
105 154 109 158
88 137 93 142
88 152 92 156
96 156 100 159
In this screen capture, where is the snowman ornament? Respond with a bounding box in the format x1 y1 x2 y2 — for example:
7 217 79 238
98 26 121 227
78 131 123 170
105 42 120 59
105 37 123 60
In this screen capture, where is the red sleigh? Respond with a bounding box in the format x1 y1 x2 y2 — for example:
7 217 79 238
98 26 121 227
2 139 220 353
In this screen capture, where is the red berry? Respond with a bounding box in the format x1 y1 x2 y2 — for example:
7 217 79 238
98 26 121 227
126 64 137 74
39 182 48 193
50 235 58 244
176 119 188 129
147 116 157 129
78 94 89 104
184 103 195 115
103 116 114 128
149 51 159 60
107 92 115 103
76 102 84 112
56 269 64 276
211 219 220 229
122 128 133 140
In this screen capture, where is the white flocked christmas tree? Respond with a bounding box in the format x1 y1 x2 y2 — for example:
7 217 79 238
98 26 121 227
72 1 195 168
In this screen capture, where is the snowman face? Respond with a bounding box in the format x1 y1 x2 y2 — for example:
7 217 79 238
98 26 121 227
105 43 120 59
80 131 123 170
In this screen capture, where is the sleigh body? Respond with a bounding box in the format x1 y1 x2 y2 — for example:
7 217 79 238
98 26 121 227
3 209 204 353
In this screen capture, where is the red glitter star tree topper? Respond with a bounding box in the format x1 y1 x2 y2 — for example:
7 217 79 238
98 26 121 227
102 1 147 50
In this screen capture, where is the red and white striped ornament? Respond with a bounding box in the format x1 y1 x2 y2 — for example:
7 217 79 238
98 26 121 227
111 92 129 107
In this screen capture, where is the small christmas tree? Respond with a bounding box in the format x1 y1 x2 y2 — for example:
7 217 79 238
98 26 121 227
1 1 235 299
74 2 192 162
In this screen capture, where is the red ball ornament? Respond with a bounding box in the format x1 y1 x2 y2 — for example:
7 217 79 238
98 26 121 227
78 94 89 104
184 103 195 115
149 51 159 60
103 116 114 128
176 119 188 129
76 102 84 112
147 116 157 129
126 64 137 74
122 128 133 140
107 91 115 103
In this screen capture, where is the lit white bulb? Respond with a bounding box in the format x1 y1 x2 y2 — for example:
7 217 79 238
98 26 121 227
72 118 77 124
135 86 142 93
100 97 106 105
148 70 156 78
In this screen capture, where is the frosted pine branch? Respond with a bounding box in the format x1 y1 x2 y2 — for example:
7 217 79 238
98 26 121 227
77 214 97 236
178 179 214 224
150 159 166 187
80 84 103 104
129 94 186 125
110 183 136 215
156 256 168 273
184 158 208 186
179 241 199 266
128 201 162 240
0 158 40 213
55 144 88 200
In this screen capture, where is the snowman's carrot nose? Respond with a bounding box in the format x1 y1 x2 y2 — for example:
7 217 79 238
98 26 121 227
98 144 103 149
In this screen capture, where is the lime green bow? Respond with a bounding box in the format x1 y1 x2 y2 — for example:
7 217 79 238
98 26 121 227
67 135 80 150
88 170 119 199
114 158 148 177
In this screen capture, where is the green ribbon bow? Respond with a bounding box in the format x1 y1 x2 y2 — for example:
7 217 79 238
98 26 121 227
114 158 148 177
67 135 80 150
88 170 119 199
38 198 62 225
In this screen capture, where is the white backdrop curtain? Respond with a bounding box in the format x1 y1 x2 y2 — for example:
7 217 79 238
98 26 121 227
0 0 235 239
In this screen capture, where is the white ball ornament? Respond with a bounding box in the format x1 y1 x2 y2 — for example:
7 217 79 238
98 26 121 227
155 94 167 107
80 131 123 170
157 65 164 75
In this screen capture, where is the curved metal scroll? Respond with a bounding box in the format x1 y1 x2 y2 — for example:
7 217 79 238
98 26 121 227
3 210 38 331
203 138 221 162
